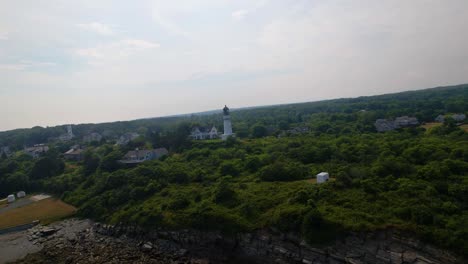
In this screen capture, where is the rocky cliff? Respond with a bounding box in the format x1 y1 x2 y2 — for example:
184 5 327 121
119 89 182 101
95 222 464 264
8 219 464 264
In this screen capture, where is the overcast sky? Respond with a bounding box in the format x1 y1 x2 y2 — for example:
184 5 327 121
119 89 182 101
1 0 467 131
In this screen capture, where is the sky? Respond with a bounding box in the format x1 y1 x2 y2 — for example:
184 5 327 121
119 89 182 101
1 0 468 131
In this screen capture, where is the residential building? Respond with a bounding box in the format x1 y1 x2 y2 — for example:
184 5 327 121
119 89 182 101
375 116 419 132
452 113 466 122
119 148 169 164
190 126 219 140
374 119 397 132
64 145 84 161
287 126 310 134
24 144 49 158
394 116 419 127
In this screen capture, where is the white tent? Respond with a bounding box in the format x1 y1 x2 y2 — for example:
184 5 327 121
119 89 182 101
7 194 15 203
17 191 26 198
316 172 329 184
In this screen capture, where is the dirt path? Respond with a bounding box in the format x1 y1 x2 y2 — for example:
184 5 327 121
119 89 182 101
0 230 42 264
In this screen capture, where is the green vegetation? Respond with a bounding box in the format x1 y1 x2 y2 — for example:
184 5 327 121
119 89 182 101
0 84 467 255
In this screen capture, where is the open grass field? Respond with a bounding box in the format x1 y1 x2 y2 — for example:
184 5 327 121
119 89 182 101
0 198 76 229
460 124 468 132
0 200 6 209
421 122 442 130
421 122 468 132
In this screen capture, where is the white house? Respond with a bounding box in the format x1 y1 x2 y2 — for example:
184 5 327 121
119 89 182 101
375 116 419 132
7 194 15 203
394 116 419 127
190 126 219 140
452 113 466 122
316 172 330 184
17 191 26 198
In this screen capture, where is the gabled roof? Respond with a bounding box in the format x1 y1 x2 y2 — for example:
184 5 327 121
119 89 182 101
65 148 84 155
191 126 217 133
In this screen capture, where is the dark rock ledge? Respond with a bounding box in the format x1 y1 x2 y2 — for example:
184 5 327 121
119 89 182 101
11 219 465 264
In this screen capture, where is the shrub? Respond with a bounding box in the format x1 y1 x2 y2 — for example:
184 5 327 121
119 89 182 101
259 160 308 182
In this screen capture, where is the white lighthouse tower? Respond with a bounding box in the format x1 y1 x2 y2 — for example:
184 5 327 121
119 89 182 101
222 105 234 140
67 125 74 139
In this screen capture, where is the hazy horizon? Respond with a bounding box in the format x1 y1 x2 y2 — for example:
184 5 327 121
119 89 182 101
1 83 464 132
1 0 468 131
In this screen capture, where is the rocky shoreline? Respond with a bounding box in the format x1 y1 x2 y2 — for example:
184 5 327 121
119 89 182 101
1 218 465 264
10 219 211 264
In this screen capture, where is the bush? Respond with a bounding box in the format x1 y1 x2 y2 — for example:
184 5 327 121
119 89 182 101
259 160 308 182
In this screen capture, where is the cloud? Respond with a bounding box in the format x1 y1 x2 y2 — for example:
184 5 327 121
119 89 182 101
77 22 114 35
231 10 249 20
0 60 56 71
0 31 8 40
0 64 26 71
75 39 160 60
151 9 189 37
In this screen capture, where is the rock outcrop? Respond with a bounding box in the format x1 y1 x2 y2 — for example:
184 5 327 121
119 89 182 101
95 222 463 264
12 219 465 264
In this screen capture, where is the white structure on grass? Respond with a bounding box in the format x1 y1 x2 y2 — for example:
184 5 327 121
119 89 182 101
316 172 330 184
221 105 235 140
17 191 26 198
7 194 15 203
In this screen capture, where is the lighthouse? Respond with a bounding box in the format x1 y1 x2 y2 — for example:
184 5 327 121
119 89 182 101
222 105 234 140
67 125 74 139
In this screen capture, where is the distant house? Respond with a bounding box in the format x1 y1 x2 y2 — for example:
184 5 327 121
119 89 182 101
374 119 397 132
435 115 445 123
452 113 466 122
375 116 419 132
190 126 219 140
116 133 139 145
287 126 310 135
64 145 84 161
394 116 419 127
316 172 330 184
24 144 49 158
119 148 168 164
83 132 102 143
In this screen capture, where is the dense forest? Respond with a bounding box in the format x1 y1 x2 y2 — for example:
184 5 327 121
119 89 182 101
0 84 467 255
